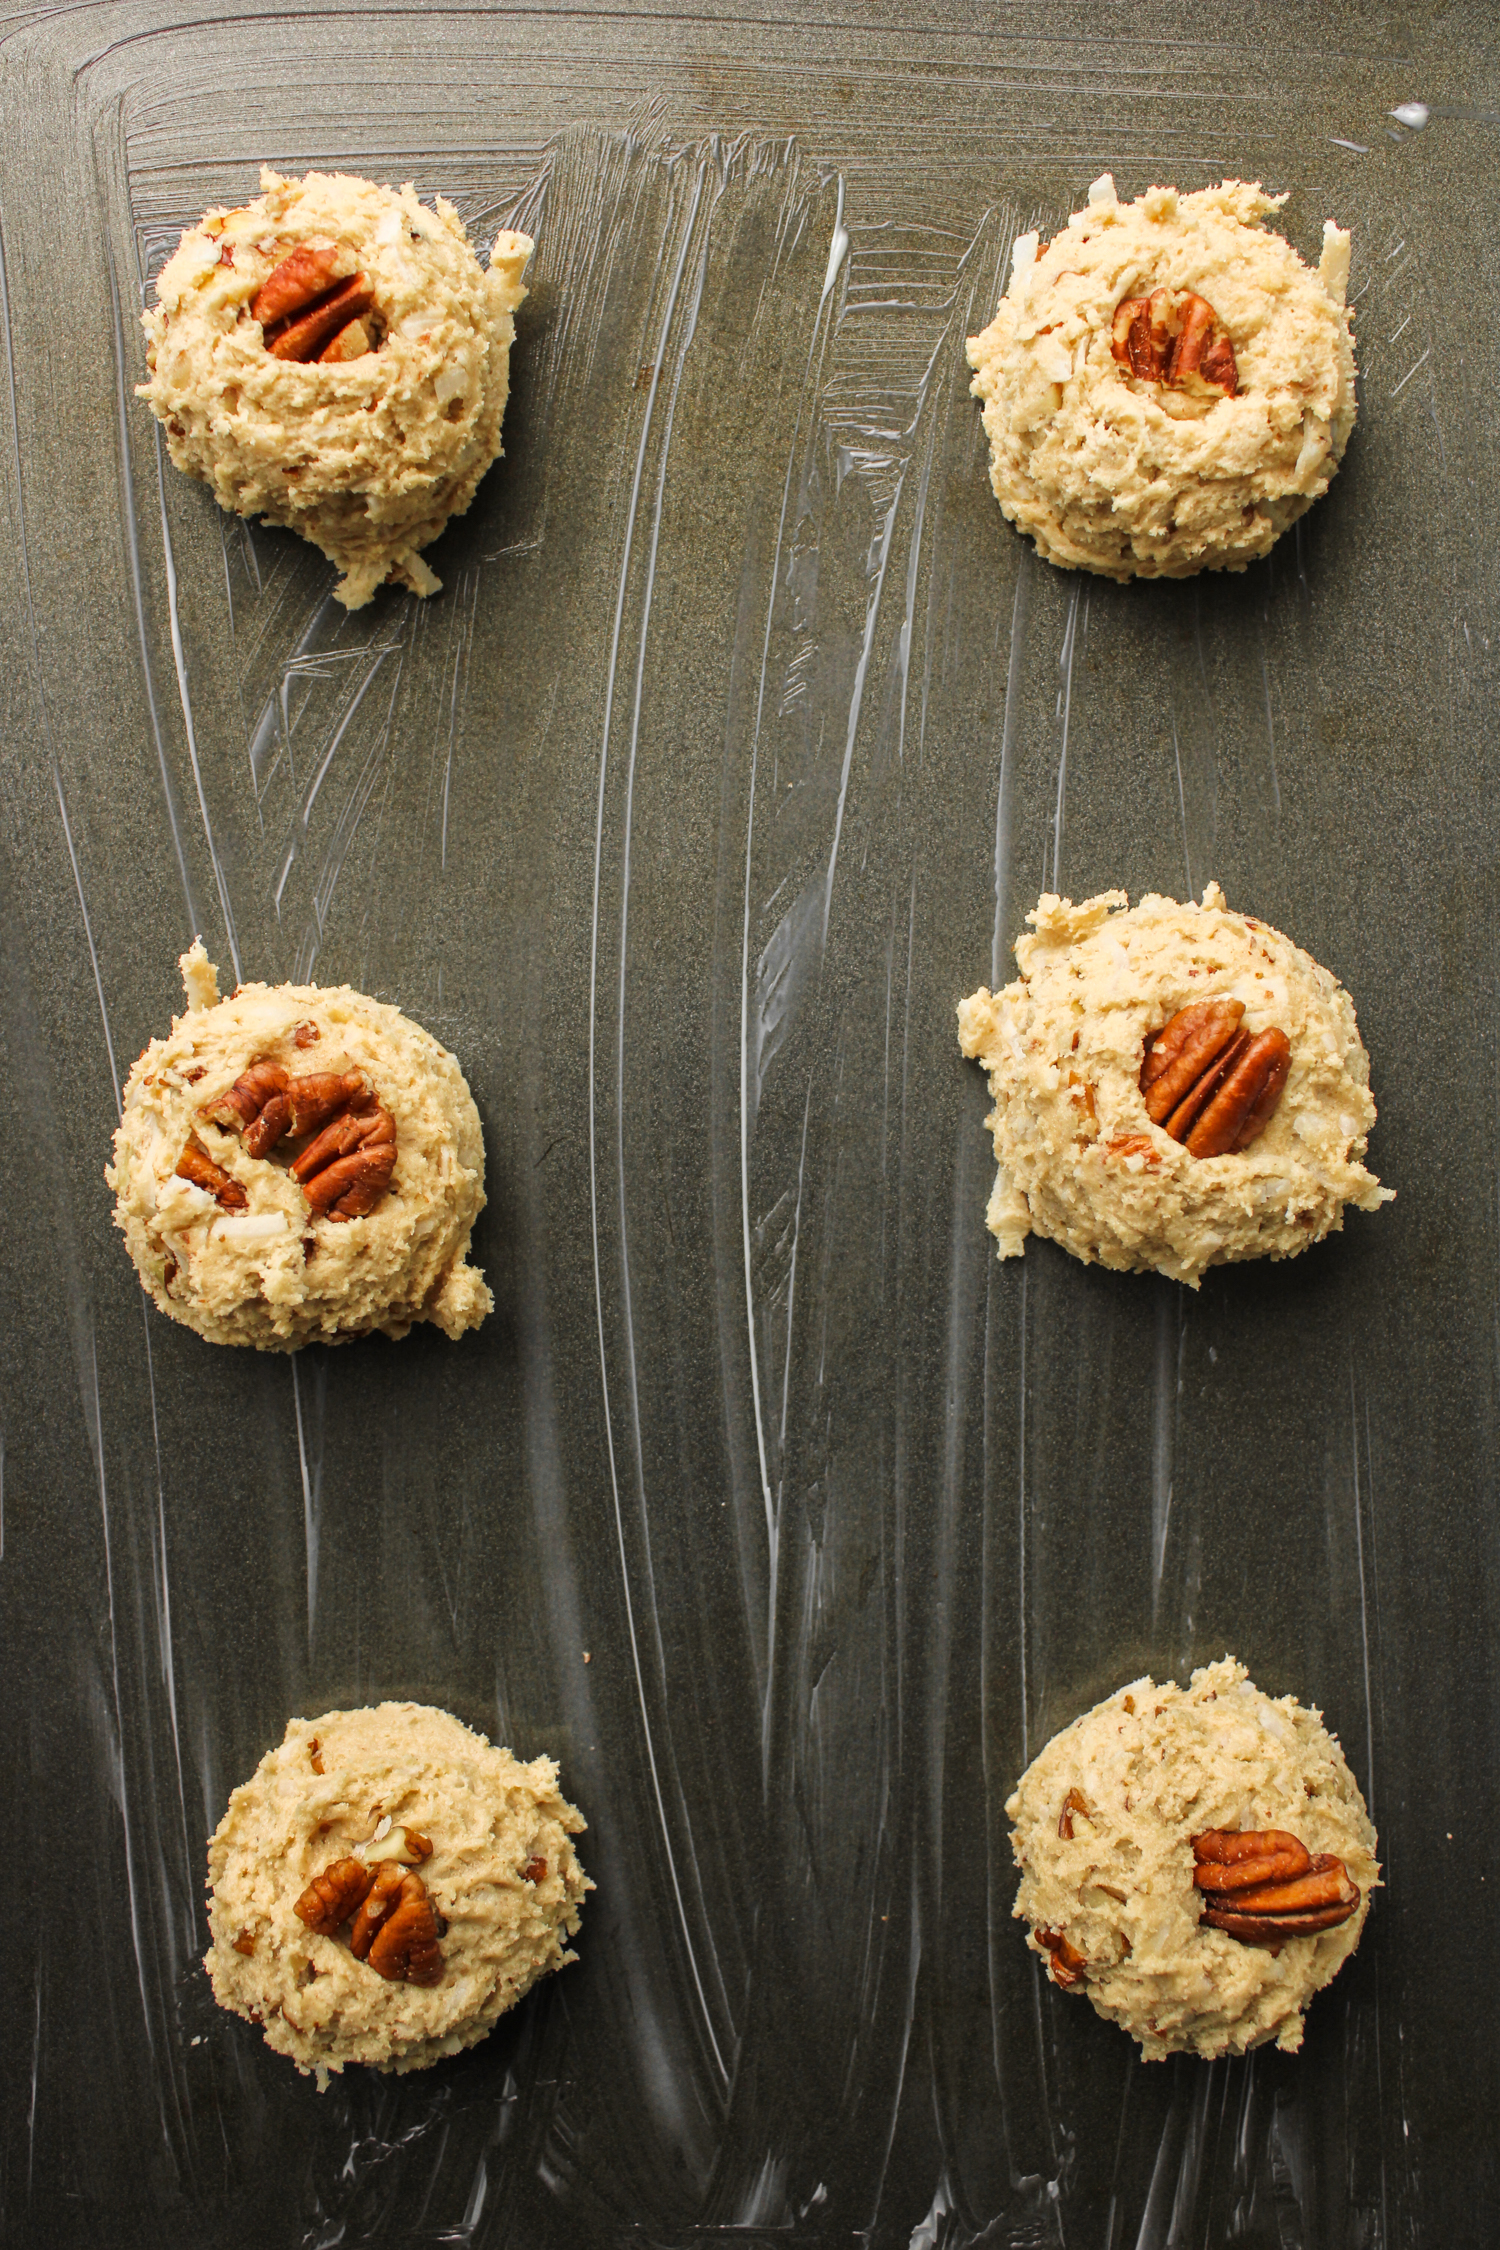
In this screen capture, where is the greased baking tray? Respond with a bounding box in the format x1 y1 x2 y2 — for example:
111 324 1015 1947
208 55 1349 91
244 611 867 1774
0 5 1489 2243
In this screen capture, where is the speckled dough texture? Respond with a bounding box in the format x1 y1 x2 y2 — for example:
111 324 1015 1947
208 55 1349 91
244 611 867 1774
139 168 532 608
1008 1659 1378 2060
957 884 1390 1286
206 1704 589 2079
106 944 492 1349
966 175 1355 578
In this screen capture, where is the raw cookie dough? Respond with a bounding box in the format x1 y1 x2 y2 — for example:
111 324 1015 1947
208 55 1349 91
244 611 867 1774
957 884 1390 1286
107 944 492 1348
1008 1658 1378 2060
206 1703 589 2079
966 175 1355 579
139 168 532 608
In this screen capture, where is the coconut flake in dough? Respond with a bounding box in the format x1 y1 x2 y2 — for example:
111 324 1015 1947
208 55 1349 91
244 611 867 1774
966 177 1356 579
957 884 1391 1286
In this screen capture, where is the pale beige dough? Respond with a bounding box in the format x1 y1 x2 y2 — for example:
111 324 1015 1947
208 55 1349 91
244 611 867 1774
1008 1658 1378 2060
966 175 1355 578
206 1703 590 2080
106 944 492 1349
139 169 532 609
957 883 1391 1286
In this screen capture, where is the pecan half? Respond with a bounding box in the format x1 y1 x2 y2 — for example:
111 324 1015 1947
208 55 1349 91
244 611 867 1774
366 1874 445 1985
348 1863 408 1959
291 1097 397 1219
348 1865 444 1983
1035 1926 1087 1989
251 244 377 365
293 1856 376 1937
175 1134 248 1209
1111 286 1237 396
1192 1828 1360 1944
1140 1002 1290 1157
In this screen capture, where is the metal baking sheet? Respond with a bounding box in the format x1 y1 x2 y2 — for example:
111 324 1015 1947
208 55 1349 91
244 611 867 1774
0 6 1489 2242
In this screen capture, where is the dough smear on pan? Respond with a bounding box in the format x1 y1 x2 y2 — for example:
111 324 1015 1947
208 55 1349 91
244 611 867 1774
139 168 532 608
107 944 492 1349
206 1703 589 2081
957 883 1391 1286
966 175 1355 579
1008 1658 1378 2060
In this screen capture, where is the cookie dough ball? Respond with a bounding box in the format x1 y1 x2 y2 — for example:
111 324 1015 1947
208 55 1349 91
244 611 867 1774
966 175 1355 579
1008 1658 1378 2060
957 883 1390 1286
205 1704 589 2080
106 943 492 1349
138 168 532 608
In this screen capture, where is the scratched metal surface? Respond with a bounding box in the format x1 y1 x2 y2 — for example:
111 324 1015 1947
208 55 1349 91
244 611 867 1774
1 3 1496 2242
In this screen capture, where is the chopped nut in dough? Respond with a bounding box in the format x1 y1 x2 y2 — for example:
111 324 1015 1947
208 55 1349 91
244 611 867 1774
957 884 1392 1286
967 176 1356 578
206 1703 590 2079
1008 1658 1378 2060
138 169 532 608
106 943 492 1348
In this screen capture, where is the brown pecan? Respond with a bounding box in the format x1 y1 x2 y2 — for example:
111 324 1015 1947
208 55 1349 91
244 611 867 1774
1057 1788 1091 1841
293 1856 376 1937
175 1135 248 1209
250 243 346 328
348 1863 408 1959
292 1020 321 1048
201 1061 291 1135
1035 1926 1087 1989
232 1930 256 1956
291 1098 397 1220
521 1855 548 1882
1111 286 1237 396
367 1874 445 1985
1139 1002 1290 1156
1192 1828 1359 1944
319 318 373 364
308 1737 325 1775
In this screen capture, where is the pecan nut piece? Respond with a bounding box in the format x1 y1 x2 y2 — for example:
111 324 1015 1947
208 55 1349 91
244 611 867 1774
1111 286 1238 396
366 1876 445 1986
1140 1002 1290 1157
1035 1926 1087 1989
291 1100 397 1219
293 1856 376 1937
348 1862 408 1959
1192 1829 1359 1944
250 242 346 329
175 1134 248 1209
1057 1787 1091 1841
